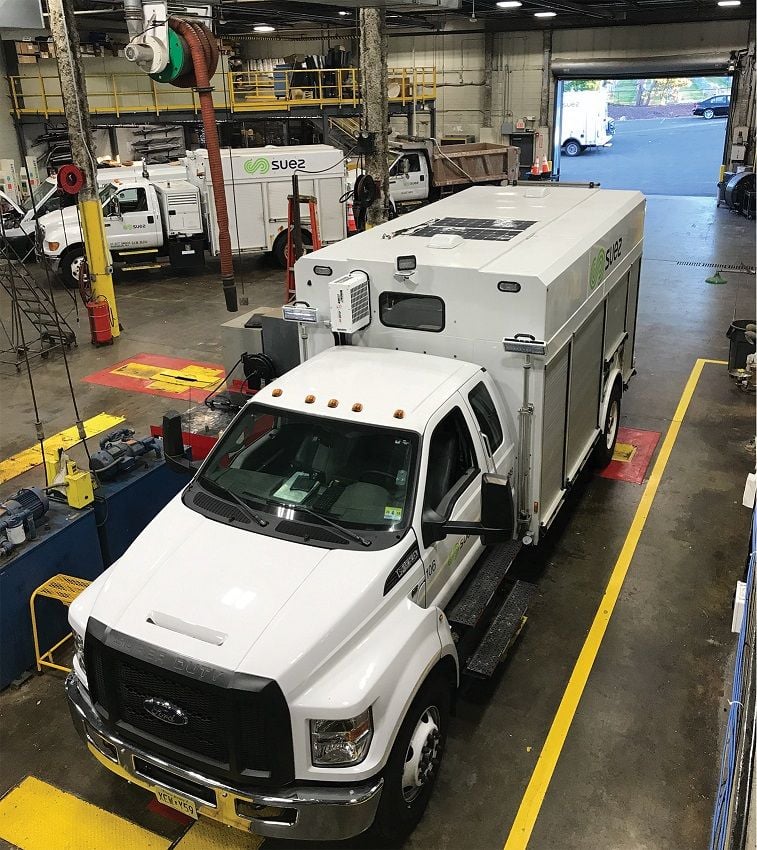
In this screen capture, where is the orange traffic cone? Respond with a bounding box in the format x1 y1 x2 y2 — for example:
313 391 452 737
346 201 357 234
541 158 551 174
530 157 540 176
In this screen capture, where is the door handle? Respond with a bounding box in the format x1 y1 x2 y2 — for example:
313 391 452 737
147 215 154 223
420 175 425 182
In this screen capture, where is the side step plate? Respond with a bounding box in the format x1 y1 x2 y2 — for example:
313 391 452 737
465 581 536 679
447 540 522 630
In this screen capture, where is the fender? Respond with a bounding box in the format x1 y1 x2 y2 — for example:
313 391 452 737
599 366 623 428
288 599 455 782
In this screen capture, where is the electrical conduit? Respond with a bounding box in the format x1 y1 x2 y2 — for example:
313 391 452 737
168 17 237 311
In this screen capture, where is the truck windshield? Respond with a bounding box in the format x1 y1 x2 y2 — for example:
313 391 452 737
199 404 418 532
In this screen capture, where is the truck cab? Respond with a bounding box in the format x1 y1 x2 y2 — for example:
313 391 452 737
389 150 429 203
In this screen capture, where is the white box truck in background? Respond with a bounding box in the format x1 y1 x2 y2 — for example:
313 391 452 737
561 90 615 157
66 185 645 843
39 146 348 284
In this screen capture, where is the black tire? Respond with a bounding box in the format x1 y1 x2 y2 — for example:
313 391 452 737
272 229 312 269
372 671 451 842
563 139 583 157
703 108 715 120
59 247 85 289
593 381 622 468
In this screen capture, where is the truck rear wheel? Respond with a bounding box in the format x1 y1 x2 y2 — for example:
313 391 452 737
372 672 451 841
272 229 312 269
563 139 583 157
59 247 85 289
593 381 621 468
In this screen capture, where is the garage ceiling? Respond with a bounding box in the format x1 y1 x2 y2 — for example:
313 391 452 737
68 0 752 36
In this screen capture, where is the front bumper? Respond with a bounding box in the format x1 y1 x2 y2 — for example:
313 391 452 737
65 674 383 841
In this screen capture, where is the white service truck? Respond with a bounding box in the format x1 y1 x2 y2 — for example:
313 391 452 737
561 90 615 157
0 161 185 258
66 185 644 842
39 145 348 285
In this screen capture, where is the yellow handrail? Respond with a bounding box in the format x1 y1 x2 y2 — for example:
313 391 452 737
6 67 436 117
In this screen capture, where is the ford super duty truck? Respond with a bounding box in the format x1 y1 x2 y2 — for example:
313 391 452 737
66 184 645 842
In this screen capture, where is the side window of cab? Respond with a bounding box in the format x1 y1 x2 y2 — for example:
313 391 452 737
468 381 503 453
423 406 479 519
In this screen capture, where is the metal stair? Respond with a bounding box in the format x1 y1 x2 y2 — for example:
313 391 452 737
445 540 535 680
325 116 362 150
0 243 77 368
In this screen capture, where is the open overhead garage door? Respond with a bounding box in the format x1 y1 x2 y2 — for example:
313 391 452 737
551 54 734 80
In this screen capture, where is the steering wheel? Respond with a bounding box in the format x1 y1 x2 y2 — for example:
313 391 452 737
362 470 395 488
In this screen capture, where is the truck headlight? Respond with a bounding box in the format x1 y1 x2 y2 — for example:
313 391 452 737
47 241 59 252
73 631 85 674
310 708 373 767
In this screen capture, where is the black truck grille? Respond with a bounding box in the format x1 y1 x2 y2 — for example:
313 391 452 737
85 621 294 787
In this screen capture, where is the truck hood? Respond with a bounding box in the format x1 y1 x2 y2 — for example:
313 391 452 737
39 206 81 245
83 495 404 694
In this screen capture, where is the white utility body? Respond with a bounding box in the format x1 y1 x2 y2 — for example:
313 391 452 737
39 146 348 284
560 90 614 157
66 185 644 844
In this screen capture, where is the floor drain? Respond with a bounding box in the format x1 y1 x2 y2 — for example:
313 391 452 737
676 260 755 272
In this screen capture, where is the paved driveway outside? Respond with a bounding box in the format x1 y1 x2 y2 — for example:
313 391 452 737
558 116 728 197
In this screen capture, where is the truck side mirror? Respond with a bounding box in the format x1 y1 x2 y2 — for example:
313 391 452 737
162 411 196 475
480 473 514 546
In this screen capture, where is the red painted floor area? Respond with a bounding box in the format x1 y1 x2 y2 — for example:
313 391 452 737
598 426 661 485
82 352 225 402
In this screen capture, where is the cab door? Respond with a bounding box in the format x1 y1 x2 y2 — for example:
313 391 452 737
104 186 161 250
389 153 427 203
415 396 488 607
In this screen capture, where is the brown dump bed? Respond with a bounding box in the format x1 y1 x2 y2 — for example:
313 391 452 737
430 143 518 187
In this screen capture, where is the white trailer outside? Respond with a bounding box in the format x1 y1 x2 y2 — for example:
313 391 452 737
561 90 614 156
294 184 644 542
186 146 348 263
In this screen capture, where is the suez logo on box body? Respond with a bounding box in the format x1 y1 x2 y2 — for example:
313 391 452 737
588 235 623 292
243 157 307 175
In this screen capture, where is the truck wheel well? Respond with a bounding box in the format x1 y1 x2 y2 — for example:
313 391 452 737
431 654 458 697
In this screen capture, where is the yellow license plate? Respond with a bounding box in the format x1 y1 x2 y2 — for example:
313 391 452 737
155 787 198 819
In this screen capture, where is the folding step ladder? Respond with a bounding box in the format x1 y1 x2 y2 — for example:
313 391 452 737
285 176 322 302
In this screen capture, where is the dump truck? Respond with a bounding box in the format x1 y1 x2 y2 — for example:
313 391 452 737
389 137 519 207
67 184 644 843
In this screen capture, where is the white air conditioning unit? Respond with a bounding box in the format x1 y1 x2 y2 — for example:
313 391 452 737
329 271 371 334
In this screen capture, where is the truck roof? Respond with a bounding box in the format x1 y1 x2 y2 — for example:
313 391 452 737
305 184 644 283
254 346 481 432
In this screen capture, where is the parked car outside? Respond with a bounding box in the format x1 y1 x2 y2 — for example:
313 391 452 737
692 95 730 119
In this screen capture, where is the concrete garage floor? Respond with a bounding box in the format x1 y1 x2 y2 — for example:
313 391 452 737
0 195 754 850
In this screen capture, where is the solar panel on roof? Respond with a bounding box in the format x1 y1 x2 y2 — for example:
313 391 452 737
405 217 536 242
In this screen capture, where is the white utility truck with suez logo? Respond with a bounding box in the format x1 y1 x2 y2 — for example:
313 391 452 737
39 145 347 285
66 185 645 842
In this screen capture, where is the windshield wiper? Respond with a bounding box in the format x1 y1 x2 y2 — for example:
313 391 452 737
259 497 371 547
292 506 372 547
198 475 268 527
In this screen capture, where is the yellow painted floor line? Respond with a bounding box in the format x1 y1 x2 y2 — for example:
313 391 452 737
171 820 265 849
0 413 125 485
503 358 728 850
0 776 170 850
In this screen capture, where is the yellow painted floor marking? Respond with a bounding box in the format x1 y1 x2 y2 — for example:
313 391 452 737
171 820 264 850
111 363 223 393
112 362 164 380
503 358 727 850
0 413 126 485
612 442 637 463
0 776 170 850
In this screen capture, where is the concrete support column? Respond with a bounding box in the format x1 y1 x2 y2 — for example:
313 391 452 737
728 24 755 169
359 7 389 227
540 30 553 130
483 32 494 130
48 0 120 336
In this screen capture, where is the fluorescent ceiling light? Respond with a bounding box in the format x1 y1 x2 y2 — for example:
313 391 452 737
253 24 276 32
717 1 741 5
534 10 557 15
496 1 523 7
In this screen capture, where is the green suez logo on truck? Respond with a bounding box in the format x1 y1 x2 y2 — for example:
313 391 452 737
243 157 306 175
589 237 623 291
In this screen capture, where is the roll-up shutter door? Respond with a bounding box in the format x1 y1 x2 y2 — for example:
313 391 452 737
604 272 629 360
624 259 641 383
540 344 570 521
551 54 732 80
566 307 604 481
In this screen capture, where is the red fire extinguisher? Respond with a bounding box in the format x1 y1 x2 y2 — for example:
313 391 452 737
86 297 113 346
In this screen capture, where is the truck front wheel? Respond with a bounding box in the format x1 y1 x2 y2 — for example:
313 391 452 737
593 381 622 468
373 673 451 841
563 139 583 157
59 247 85 289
